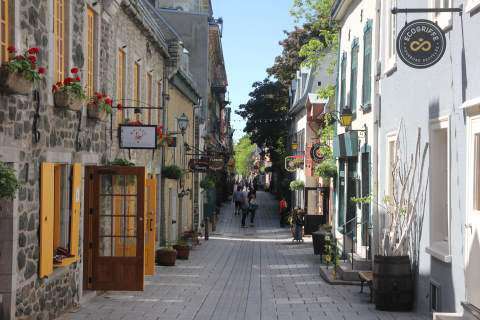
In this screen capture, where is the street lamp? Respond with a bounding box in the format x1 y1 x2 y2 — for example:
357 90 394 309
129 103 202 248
339 107 353 127
177 113 189 136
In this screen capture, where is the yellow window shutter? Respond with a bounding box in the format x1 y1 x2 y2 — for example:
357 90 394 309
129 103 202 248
144 178 157 276
69 163 82 257
40 163 55 278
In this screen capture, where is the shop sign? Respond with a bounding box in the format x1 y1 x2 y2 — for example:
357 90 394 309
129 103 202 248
285 155 304 172
396 19 446 69
119 125 157 149
310 143 325 163
209 158 225 171
189 158 209 172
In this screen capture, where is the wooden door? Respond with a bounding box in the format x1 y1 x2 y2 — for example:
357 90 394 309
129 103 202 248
84 166 145 291
466 116 480 308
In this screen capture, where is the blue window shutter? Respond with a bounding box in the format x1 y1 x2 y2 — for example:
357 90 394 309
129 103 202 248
340 52 347 111
350 39 359 116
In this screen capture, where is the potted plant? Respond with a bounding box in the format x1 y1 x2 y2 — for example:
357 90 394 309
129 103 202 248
289 179 304 191
173 240 190 260
161 165 184 180
0 161 21 199
87 92 112 121
371 125 428 311
52 67 86 111
156 245 177 266
108 158 135 167
200 175 215 190
312 224 332 257
315 159 337 179
0 46 45 95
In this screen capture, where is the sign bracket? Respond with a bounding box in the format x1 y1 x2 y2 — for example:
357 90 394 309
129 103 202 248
391 7 463 14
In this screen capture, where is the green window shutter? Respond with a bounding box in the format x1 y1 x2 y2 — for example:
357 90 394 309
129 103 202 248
340 52 347 111
362 20 373 107
350 39 359 116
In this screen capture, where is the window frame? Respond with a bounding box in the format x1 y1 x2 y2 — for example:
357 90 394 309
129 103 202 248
157 80 163 125
53 0 67 83
133 61 140 119
146 72 153 124
85 6 96 98
0 0 10 62
385 133 397 199
339 52 347 111
384 0 397 74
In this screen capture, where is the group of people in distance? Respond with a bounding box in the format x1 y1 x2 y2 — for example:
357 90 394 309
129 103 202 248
233 183 258 228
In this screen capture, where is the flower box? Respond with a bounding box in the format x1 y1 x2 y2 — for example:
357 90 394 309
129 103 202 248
54 90 84 111
0 66 33 95
87 102 108 121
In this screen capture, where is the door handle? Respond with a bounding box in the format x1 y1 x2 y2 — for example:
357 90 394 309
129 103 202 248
149 219 153 231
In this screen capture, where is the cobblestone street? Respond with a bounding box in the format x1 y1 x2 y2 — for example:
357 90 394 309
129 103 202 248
61 192 428 320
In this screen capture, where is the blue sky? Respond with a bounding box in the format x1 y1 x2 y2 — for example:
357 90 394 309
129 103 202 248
212 1 295 142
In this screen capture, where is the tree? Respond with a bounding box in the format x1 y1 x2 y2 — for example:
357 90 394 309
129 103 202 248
236 80 289 171
234 135 256 177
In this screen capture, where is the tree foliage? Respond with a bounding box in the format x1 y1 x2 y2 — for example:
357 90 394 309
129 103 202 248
234 135 256 177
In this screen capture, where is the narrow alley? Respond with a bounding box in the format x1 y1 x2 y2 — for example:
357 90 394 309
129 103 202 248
61 192 427 320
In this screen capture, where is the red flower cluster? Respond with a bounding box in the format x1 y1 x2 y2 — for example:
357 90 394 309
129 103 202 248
92 92 113 106
117 103 123 111
4 46 45 78
156 125 163 136
52 67 82 92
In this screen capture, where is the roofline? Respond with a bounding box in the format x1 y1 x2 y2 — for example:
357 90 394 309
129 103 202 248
331 0 353 21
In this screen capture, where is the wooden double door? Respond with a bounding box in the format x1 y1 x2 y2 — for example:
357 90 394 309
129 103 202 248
84 166 154 291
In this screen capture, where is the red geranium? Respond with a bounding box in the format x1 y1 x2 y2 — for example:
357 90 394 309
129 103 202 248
95 92 103 100
14 55 24 61
27 55 36 63
117 103 123 111
70 67 79 74
28 47 40 55
104 97 113 106
38 67 46 74
7 46 16 53
63 77 74 85
75 76 81 82
156 126 163 136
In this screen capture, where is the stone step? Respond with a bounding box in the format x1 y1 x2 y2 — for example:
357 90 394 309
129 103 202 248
335 262 363 282
347 253 372 271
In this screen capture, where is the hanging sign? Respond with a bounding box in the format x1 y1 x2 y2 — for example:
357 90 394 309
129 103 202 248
310 143 325 163
285 155 304 172
189 158 209 172
396 19 446 69
119 125 157 149
209 158 225 171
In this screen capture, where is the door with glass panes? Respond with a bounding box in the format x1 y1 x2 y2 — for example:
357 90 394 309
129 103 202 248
84 166 145 291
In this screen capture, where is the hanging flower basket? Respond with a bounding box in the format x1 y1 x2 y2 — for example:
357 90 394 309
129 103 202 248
52 67 86 111
87 92 112 121
162 165 184 180
0 47 45 95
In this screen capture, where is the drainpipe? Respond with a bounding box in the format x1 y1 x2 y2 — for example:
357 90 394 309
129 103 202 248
159 65 169 246
372 0 382 261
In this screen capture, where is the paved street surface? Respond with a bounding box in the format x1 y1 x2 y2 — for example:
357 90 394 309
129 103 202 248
62 192 428 320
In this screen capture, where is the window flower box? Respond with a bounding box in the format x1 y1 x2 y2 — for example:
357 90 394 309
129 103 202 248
52 67 86 111
87 92 112 121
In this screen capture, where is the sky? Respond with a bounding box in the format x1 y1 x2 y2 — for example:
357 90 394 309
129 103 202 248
212 1 296 143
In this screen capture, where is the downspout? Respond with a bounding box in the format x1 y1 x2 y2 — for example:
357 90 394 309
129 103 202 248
372 0 382 259
159 65 170 246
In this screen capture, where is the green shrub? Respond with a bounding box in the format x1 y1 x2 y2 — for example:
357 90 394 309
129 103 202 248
0 162 20 199
200 175 215 189
289 180 304 191
315 159 337 179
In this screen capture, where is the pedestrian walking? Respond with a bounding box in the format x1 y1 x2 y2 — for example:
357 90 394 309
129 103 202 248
248 194 258 227
279 197 287 227
292 208 305 243
233 186 243 216
240 188 249 228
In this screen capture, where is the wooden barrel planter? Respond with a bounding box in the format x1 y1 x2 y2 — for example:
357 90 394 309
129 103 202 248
173 244 190 260
373 255 413 311
156 248 177 266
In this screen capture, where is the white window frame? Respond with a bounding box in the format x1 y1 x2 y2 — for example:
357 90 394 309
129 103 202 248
465 0 480 13
385 132 397 199
429 0 453 30
383 0 397 74
425 116 451 263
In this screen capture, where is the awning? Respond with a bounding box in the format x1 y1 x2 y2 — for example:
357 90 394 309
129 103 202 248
333 131 359 158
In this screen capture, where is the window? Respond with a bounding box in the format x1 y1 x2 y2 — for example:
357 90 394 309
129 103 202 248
430 282 441 312
362 21 373 108
40 163 81 277
146 73 152 124
133 62 140 119
86 7 96 97
350 39 359 115
430 0 452 29
157 81 163 125
384 0 397 72
0 0 9 62
474 133 480 211
53 0 66 83
339 52 347 110
116 49 126 124
429 119 450 256
386 135 397 198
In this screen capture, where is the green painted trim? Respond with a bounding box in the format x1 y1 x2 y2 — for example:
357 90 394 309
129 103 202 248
363 19 373 33
351 37 359 48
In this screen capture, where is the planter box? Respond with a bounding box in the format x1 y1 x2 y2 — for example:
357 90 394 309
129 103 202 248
54 91 84 111
156 248 177 266
0 67 33 95
87 103 108 121
173 245 190 260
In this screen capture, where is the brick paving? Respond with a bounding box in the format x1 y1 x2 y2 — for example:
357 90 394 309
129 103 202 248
61 192 428 320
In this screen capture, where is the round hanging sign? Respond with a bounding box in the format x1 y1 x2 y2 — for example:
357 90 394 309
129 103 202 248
310 143 325 163
396 19 446 69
